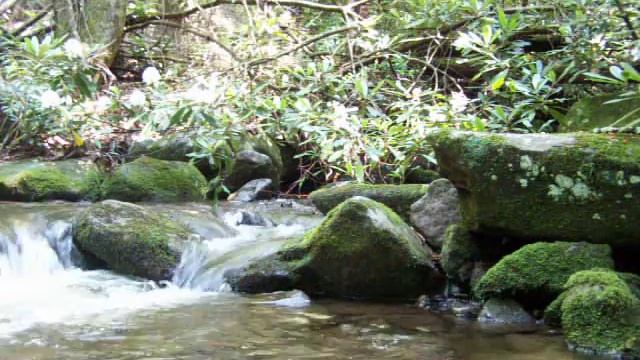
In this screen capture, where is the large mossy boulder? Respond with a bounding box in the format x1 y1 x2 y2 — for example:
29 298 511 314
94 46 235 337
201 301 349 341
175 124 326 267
474 241 614 308
429 130 640 247
309 183 428 221
100 157 207 202
0 159 99 201
73 200 192 281
226 197 444 299
561 93 640 132
548 269 640 357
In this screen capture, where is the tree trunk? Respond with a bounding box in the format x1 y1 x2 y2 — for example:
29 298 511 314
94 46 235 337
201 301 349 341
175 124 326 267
52 0 127 66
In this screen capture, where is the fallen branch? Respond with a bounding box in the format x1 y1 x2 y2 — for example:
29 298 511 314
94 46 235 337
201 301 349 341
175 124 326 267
124 19 240 61
127 0 372 26
245 24 359 68
11 5 52 37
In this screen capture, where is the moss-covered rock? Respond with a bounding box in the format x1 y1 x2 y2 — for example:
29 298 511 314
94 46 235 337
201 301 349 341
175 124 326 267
309 183 428 221
561 93 640 132
292 196 442 298
0 159 99 201
72 200 192 281
429 130 640 247
441 224 479 288
100 157 207 202
474 241 614 308
405 168 441 184
551 269 640 357
545 269 640 327
226 197 444 299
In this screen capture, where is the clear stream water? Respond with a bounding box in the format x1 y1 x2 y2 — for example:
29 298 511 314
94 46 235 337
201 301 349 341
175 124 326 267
0 201 593 360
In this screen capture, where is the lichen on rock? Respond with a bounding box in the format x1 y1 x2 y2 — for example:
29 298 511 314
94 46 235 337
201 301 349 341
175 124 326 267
428 130 640 247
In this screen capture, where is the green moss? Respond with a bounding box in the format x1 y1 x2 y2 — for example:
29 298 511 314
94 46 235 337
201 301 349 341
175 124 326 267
101 157 207 202
560 93 640 132
292 196 442 299
0 159 99 201
440 224 479 287
309 183 428 221
558 269 640 357
473 241 614 308
545 269 640 327
405 168 441 184
73 200 191 281
428 131 640 246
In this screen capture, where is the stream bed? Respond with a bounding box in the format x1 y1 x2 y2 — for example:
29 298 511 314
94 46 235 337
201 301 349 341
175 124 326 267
0 201 592 359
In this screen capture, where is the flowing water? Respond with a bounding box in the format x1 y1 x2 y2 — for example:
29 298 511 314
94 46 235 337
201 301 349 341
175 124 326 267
0 201 593 360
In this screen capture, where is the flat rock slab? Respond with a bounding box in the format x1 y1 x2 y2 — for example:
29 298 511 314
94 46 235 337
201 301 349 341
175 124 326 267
428 130 640 247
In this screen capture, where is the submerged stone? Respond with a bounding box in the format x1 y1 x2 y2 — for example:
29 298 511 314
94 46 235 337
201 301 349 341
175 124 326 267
429 130 640 247
474 241 614 308
409 178 462 249
0 159 99 201
478 298 535 325
72 200 192 281
100 157 207 202
309 183 427 221
561 93 640 132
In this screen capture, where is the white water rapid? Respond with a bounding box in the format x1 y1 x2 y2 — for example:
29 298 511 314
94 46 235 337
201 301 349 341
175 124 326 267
0 202 319 339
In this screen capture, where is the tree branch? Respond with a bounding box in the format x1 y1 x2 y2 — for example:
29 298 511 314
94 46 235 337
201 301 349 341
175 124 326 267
126 0 371 26
125 19 240 61
245 24 359 68
11 6 52 37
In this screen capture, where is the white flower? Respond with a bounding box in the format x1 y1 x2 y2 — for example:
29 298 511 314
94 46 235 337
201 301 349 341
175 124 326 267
63 38 85 58
185 86 211 103
95 96 112 113
279 11 293 27
40 90 62 109
450 91 470 113
331 102 359 134
430 111 447 123
127 90 146 107
142 67 161 85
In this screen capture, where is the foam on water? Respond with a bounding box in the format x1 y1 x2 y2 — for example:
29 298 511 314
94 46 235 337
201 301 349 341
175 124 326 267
0 205 315 338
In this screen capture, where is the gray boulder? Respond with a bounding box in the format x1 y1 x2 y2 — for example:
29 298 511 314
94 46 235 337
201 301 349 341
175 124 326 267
478 298 535 325
228 178 273 202
409 178 462 249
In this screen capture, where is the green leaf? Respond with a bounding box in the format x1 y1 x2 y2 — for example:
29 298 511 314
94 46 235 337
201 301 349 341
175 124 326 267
489 70 508 91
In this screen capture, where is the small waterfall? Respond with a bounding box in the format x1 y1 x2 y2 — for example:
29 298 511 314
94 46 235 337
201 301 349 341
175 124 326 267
0 203 320 338
172 210 311 291
0 216 74 278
